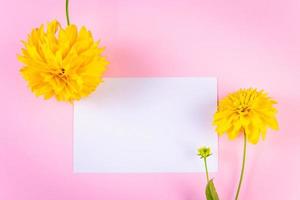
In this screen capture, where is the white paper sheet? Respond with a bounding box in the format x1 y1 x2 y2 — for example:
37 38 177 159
74 77 218 172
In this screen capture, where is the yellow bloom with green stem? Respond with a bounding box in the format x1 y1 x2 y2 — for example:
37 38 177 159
197 146 219 200
18 0 108 102
213 88 279 200
197 146 212 182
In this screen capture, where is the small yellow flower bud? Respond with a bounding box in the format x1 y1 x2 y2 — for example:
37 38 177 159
197 146 212 159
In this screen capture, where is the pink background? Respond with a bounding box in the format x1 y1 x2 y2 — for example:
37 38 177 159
0 0 300 199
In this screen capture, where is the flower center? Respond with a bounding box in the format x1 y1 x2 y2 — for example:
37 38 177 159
237 106 251 114
58 68 65 76
53 68 69 83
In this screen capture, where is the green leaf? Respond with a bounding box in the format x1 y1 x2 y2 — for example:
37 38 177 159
205 179 220 200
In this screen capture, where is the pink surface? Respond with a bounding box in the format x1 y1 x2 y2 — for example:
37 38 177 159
0 0 300 199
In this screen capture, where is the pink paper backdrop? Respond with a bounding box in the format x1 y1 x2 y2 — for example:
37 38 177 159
0 0 300 199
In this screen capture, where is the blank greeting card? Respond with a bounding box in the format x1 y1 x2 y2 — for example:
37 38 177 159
74 77 218 172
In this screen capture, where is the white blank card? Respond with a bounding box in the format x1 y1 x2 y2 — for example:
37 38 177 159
74 77 218 172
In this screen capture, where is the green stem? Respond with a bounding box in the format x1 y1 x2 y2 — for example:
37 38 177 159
66 0 70 25
204 157 210 183
235 131 247 200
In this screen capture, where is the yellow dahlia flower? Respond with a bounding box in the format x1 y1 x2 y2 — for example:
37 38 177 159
18 20 108 102
213 88 279 144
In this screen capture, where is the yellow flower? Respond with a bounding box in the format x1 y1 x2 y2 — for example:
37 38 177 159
213 88 279 144
18 20 108 102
